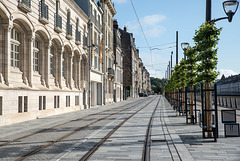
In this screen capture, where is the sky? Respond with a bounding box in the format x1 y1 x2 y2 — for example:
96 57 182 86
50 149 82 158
112 0 240 79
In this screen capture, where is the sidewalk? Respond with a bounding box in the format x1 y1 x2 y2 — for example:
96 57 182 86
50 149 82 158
162 97 240 161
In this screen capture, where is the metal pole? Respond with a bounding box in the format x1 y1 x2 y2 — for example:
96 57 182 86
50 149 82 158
88 22 92 108
171 51 173 76
206 0 212 22
176 31 178 65
101 0 106 104
168 61 170 79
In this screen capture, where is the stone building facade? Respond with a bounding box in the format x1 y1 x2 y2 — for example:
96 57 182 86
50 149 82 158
0 0 89 125
89 0 103 106
120 27 145 99
0 0 151 126
100 0 116 104
113 20 123 102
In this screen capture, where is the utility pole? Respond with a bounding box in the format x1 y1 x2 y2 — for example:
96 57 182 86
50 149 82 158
176 31 178 65
171 51 173 76
88 22 92 108
101 0 106 105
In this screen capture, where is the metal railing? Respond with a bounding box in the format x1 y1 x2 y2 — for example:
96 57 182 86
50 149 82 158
19 0 31 8
39 1 48 20
108 68 115 76
54 13 62 29
76 30 81 42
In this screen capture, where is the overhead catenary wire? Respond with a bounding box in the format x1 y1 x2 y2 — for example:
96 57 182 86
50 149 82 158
129 0 151 51
138 42 176 49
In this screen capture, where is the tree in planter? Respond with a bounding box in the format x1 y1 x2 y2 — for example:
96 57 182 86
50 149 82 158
171 64 181 110
177 59 187 114
185 46 198 123
193 22 221 137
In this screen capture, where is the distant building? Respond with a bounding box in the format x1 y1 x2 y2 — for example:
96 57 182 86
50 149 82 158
119 27 139 99
216 74 240 95
113 20 123 102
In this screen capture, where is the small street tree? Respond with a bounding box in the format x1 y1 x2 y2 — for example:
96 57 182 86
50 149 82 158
178 59 187 114
193 22 221 137
185 46 197 123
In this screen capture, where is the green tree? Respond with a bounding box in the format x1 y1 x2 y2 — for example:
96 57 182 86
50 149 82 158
193 22 221 137
185 46 198 123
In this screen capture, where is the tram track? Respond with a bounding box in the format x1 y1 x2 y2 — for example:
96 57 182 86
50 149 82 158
12 97 154 161
0 99 146 148
160 97 182 161
78 96 159 161
142 96 160 161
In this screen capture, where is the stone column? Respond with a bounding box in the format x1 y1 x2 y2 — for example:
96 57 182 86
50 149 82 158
2 24 11 86
27 35 34 87
58 50 63 89
78 55 81 90
45 42 50 88
68 53 73 89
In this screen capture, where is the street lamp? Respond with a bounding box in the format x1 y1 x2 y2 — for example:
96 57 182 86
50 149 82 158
181 42 189 60
207 0 239 23
223 1 239 22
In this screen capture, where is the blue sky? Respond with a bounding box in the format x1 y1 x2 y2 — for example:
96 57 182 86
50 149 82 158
112 0 240 79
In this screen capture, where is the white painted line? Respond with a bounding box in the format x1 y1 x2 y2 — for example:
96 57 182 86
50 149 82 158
51 107 139 161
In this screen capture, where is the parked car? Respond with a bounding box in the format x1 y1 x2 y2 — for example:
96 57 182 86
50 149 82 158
139 93 144 97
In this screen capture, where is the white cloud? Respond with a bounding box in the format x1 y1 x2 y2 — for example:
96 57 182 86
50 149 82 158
125 14 166 38
217 69 238 79
112 0 127 4
141 14 166 26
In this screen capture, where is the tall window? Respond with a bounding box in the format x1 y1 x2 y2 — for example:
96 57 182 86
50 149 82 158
50 46 54 75
11 28 20 68
33 40 40 72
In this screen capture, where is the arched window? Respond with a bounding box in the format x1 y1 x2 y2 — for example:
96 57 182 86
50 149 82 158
33 39 40 72
10 28 21 68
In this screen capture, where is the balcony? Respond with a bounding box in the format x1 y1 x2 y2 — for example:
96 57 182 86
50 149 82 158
108 68 114 79
75 31 81 45
39 1 49 24
54 13 62 33
18 0 31 13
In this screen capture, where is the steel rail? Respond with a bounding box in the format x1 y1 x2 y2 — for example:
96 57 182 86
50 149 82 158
78 96 158 161
142 96 161 161
13 98 149 161
0 99 145 148
160 97 182 161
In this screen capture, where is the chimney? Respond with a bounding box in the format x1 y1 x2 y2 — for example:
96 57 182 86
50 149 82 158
124 26 127 32
113 19 118 29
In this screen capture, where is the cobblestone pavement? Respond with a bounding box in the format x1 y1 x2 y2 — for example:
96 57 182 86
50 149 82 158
0 96 240 160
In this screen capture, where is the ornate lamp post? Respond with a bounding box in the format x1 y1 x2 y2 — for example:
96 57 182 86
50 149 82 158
206 0 239 22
